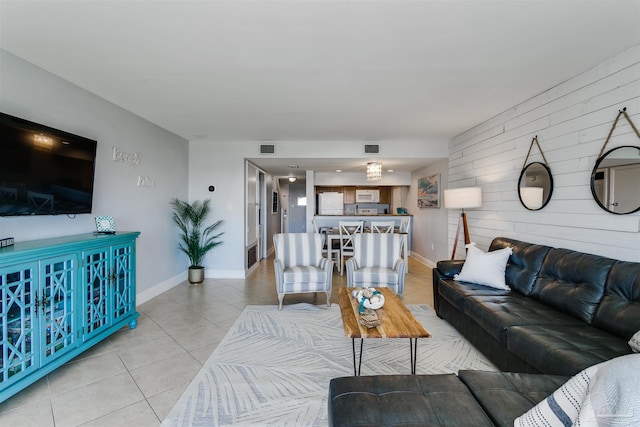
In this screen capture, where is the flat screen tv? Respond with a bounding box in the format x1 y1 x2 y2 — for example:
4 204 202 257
0 112 97 216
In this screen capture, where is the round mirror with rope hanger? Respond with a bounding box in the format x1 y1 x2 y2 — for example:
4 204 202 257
518 136 553 211
590 107 640 215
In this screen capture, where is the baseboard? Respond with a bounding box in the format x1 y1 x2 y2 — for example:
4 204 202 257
410 252 437 269
137 268 247 305
136 271 186 305
205 268 246 279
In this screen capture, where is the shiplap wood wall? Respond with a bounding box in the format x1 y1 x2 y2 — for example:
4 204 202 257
448 46 640 262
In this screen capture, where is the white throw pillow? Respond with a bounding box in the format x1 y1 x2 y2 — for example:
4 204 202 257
514 354 640 427
630 331 640 353
453 242 512 290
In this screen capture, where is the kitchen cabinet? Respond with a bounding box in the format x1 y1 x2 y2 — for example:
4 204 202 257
316 186 343 193
379 187 391 204
0 232 139 403
315 186 395 206
343 186 356 203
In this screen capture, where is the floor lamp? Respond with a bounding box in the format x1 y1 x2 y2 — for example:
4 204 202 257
444 187 482 259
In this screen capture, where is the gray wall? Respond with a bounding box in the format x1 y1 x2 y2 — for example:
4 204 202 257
408 159 450 266
0 50 189 302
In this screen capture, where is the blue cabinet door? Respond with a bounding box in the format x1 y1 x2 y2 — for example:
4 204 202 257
0 262 38 387
111 242 135 326
81 247 111 340
39 254 78 364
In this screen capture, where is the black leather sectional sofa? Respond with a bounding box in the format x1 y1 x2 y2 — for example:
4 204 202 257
328 237 640 426
433 236 640 376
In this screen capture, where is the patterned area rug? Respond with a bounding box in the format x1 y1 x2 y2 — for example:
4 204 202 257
161 303 496 426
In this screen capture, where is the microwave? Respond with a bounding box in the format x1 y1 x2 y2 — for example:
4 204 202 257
355 189 380 203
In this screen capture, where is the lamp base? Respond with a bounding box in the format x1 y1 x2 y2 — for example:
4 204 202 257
451 211 471 259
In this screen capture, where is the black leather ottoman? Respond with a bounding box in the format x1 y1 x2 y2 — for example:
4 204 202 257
328 374 495 427
328 371 570 427
458 371 568 427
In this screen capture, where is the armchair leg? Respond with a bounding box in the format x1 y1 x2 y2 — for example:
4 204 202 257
325 291 331 307
278 294 284 311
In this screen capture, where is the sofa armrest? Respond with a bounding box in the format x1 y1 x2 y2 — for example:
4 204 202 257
274 259 285 291
345 258 357 286
436 260 465 278
432 260 464 317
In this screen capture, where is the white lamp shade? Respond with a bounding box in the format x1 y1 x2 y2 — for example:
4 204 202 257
520 187 544 209
444 186 482 209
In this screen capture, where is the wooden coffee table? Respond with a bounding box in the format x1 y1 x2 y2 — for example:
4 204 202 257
338 287 431 375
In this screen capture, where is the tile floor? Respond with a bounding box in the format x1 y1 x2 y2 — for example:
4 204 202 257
0 254 434 427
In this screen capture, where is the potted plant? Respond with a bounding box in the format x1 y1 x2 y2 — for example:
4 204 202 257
170 198 224 284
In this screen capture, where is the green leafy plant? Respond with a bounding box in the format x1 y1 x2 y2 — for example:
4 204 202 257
170 198 224 268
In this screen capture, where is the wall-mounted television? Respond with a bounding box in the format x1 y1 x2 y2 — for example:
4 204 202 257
0 112 97 216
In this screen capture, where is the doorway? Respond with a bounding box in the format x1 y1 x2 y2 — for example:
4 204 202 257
288 180 307 233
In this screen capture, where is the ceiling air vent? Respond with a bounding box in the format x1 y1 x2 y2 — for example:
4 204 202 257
364 144 380 154
259 144 275 154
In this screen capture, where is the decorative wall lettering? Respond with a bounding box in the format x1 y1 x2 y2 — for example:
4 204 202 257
137 176 155 188
112 146 140 165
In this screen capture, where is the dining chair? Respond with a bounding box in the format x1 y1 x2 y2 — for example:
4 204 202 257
273 233 333 310
370 221 395 233
400 217 410 233
338 221 364 276
399 217 411 272
312 219 340 272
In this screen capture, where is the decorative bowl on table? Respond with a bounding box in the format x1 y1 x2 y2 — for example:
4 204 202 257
352 288 385 310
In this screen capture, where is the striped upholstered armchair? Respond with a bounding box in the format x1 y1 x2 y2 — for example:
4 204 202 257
273 233 334 310
346 233 406 295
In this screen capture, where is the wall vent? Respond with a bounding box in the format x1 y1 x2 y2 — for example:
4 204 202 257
364 144 380 154
259 144 275 154
247 245 258 269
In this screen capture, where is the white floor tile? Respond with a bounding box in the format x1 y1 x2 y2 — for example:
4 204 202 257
47 351 126 397
0 398 54 427
130 353 201 397
79 400 160 427
51 372 144 427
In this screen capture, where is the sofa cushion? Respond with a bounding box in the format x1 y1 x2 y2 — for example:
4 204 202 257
507 325 632 376
464 293 585 344
592 261 640 340
531 248 615 324
454 243 512 290
458 370 568 427
489 238 551 296
351 267 398 286
439 279 510 313
328 374 495 427
282 266 328 285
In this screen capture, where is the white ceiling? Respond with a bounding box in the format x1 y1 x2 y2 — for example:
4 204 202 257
1 0 639 177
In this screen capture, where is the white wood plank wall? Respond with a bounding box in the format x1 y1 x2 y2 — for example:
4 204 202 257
448 46 640 262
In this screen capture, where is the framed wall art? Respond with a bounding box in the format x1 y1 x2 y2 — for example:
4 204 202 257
418 174 440 208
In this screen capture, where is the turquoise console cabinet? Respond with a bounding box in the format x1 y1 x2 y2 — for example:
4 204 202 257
0 232 140 403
